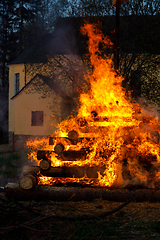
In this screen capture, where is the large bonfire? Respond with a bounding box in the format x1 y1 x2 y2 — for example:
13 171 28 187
26 22 160 189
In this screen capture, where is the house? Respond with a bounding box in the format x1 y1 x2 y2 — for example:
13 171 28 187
8 17 87 151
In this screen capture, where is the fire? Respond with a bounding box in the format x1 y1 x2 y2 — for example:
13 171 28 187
26 22 160 189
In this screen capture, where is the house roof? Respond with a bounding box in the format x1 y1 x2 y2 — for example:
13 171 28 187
11 74 73 102
9 15 160 65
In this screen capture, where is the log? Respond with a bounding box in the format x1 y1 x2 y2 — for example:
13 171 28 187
22 166 105 178
76 117 88 127
23 165 40 176
54 143 64 154
49 137 68 145
40 160 51 170
19 175 37 190
4 185 160 202
49 136 55 145
61 150 88 160
49 136 89 146
68 130 79 140
43 166 105 178
37 150 52 160
37 149 89 161
23 166 63 177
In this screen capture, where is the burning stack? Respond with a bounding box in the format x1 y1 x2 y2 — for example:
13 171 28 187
20 130 106 190
11 22 160 192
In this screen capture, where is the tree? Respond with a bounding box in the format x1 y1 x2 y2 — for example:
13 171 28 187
118 1 160 103
0 0 51 144
60 0 160 104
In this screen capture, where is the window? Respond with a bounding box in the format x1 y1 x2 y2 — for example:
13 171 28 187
31 111 43 126
14 73 20 94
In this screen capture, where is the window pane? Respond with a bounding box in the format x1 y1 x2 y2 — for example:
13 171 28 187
31 111 43 126
15 73 19 94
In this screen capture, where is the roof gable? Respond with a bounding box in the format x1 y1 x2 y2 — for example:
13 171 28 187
11 74 72 102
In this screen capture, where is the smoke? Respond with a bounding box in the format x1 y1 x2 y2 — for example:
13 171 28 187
47 18 79 56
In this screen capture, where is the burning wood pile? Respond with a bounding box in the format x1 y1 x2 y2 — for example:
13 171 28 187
20 131 106 190
16 22 160 192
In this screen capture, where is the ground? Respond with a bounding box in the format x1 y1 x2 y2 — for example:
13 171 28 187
0 197 160 240
0 147 160 239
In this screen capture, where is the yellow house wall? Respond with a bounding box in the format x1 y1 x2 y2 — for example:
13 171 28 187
13 88 61 135
8 64 25 132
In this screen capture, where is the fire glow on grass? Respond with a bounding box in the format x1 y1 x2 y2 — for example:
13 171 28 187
26 22 160 188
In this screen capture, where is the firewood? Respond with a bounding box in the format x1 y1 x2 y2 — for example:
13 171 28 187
40 159 51 170
49 137 67 145
19 175 37 190
37 150 52 160
23 166 63 177
61 150 87 160
76 117 88 127
49 136 55 145
5 183 19 188
49 136 84 146
23 165 40 176
68 130 79 140
40 167 63 177
54 143 64 154
40 166 105 178
23 165 105 178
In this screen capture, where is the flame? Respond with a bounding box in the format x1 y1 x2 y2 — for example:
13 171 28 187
26 22 160 189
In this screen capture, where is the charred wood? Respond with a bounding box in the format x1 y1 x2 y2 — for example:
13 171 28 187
37 149 90 161
22 166 105 178
23 166 63 177
54 143 64 154
37 150 52 160
41 166 105 178
61 149 88 160
68 130 79 140
49 136 90 146
40 160 51 170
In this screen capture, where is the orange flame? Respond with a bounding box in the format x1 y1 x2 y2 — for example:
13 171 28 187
26 22 160 189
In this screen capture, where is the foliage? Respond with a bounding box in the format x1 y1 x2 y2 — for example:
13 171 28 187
0 0 51 88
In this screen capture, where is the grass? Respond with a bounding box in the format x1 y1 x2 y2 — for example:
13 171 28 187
0 152 22 178
1 202 160 240
0 151 160 239
0 197 160 240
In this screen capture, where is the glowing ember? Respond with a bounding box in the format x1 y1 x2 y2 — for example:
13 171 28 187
26 22 160 189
